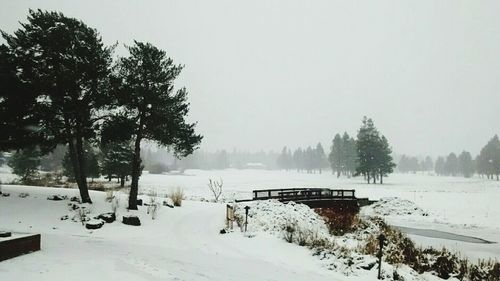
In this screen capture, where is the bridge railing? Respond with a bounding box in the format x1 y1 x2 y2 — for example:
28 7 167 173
251 188 356 202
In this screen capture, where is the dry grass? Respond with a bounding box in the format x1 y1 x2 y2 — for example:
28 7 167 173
168 187 184 207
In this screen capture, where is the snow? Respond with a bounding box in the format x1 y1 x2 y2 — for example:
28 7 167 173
1 168 499 280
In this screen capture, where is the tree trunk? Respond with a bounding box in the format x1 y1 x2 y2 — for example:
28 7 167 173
75 134 92 203
366 173 370 184
380 172 383 184
120 176 125 187
67 138 92 203
129 128 143 210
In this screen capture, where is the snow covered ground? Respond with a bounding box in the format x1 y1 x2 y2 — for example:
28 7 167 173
0 168 499 280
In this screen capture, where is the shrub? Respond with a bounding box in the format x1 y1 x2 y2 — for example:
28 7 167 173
315 207 360 236
207 178 223 202
168 187 184 206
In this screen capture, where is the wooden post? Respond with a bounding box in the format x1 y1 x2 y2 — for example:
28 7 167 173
377 233 386 279
244 206 250 232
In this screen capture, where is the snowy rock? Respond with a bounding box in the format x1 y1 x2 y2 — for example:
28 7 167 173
137 199 143 206
60 215 69 221
122 215 141 226
18 193 29 198
85 219 104 230
96 212 116 223
1 193 10 197
362 197 429 217
47 195 67 201
70 196 81 203
163 198 174 208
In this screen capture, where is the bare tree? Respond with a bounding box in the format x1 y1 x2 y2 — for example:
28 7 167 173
207 178 223 202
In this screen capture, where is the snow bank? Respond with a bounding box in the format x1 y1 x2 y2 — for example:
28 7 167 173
362 197 429 217
234 200 330 239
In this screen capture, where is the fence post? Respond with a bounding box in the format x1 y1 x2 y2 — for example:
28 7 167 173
377 233 386 279
244 206 250 232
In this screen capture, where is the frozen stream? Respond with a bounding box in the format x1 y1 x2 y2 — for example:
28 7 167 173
395 225 496 244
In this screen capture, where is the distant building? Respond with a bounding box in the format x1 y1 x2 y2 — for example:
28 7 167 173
244 162 267 169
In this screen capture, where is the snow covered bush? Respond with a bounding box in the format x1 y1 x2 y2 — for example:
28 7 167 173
169 187 184 206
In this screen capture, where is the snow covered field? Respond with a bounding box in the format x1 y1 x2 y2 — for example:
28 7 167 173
1 168 499 280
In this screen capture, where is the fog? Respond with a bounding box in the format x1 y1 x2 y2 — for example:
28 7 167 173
1 0 499 156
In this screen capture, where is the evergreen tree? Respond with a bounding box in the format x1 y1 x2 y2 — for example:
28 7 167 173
344 134 358 177
329 134 343 177
355 117 380 183
476 135 500 180
100 141 134 186
113 41 202 210
355 117 394 184
1 10 113 203
435 156 446 176
314 142 327 174
423 156 434 172
377 135 396 184
277 146 294 171
8 146 41 183
458 151 474 178
445 153 459 176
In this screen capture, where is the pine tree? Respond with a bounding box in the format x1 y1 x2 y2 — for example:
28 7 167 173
477 135 500 180
314 143 327 174
329 134 343 177
355 117 394 184
377 135 396 184
356 117 380 183
8 146 41 183
113 41 202 210
445 153 459 176
458 151 474 178
1 10 113 203
435 157 446 176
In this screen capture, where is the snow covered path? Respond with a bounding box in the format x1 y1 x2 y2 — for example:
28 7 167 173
0 186 346 281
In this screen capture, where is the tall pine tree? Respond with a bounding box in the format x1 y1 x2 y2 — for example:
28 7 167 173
113 41 202 210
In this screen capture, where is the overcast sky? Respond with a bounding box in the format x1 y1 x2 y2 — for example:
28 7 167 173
1 0 499 157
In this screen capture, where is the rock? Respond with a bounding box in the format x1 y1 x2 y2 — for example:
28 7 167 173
1 193 10 197
122 215 141 226
0 231 12 238
219 229 227 234
47 195 67 201
60 215 69 221
70 196 81 203
18 193 29 198
68 203 80 210
96 212 116 223
163 198 174 208
137 199 143 206
85 219 104 230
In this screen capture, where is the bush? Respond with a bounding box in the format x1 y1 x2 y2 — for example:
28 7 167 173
149 163 168 174
316 207 360 236
168 187 184 206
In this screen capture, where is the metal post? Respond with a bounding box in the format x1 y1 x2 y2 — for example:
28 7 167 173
377 233 386 279
244 206 250 232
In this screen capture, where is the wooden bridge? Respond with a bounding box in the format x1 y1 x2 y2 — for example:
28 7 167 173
236 188 374 209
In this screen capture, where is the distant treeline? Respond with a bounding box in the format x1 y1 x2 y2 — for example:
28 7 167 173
277 117 396 184
397 135 500 180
